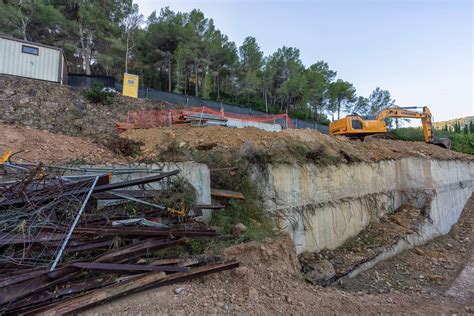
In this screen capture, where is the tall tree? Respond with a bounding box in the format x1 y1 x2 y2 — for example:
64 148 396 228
121 1 143 73
351 96 370 114
328 79 356 120
368 87 395 114
238 36 263 100
304 61 336 119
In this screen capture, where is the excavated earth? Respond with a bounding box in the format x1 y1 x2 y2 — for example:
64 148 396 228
123 125 473 163
0 124 122 164
0 123 472 314
88 196 473 315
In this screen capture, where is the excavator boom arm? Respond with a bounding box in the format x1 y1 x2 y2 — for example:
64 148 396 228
376 106 433 143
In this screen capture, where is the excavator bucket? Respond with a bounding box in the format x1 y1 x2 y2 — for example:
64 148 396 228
432 137 451 150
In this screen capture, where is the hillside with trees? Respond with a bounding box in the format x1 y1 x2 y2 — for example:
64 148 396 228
0 1 396 124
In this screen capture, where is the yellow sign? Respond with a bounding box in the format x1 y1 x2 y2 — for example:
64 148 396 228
122 73 139 98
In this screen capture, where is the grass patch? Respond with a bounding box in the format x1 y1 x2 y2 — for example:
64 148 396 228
193 151 275 242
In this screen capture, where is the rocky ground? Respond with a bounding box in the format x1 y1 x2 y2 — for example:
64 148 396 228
338 195 474 306
87 196 473 315
300 205 426 285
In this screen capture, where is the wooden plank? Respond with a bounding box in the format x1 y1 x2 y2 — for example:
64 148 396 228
211 188 245 199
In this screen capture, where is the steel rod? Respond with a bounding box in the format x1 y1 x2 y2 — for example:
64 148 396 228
50 176 99 272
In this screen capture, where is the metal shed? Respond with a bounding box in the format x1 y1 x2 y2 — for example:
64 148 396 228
0 35 67 84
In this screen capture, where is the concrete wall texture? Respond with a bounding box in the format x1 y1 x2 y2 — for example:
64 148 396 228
257 158 474 254
68 162 211 219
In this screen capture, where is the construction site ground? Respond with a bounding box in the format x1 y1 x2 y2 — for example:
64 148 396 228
123 125 472 164
0 124 121 164
87 195 473 315
1 123 472 314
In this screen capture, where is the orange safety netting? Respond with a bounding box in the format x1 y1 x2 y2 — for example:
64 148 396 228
117 106 293 130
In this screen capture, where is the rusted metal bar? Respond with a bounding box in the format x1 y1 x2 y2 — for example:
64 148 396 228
70 262 190 273
4 275 116 314
92 190 161 200
0 170 179 208
0 269 48 288
35 261 239 315
0 266 78 306
95 238 186 263
65 239 112 253
0 232 80 246
69 226 217 238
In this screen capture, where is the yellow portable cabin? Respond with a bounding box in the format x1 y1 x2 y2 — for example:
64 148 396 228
122 73 139 98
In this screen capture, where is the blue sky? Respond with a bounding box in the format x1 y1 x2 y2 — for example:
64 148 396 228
136 0 473 123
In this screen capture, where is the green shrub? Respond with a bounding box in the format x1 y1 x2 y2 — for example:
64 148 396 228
109 138 143 157
83 81 115 105
390 127 474 155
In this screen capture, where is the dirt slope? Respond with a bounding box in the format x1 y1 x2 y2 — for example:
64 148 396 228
123 126 473 163
87 233 469 315
0 124 121 164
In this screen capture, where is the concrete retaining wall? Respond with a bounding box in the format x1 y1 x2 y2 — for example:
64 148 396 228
256 158 474 254
68 161 211 219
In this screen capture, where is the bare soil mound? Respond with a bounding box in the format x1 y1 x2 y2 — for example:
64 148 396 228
123 126 472 163
0 124 122 164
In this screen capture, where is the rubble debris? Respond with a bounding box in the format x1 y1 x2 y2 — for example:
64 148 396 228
299 205 426 286
0 156 238 314
300 257 336 285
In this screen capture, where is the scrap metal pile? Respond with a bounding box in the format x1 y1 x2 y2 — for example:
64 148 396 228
0 154 237 314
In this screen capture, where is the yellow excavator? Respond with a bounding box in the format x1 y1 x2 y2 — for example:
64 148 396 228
329 106 451 149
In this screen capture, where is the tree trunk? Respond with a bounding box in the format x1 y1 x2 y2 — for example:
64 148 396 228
20 17 27 40
168 58 172 92
194 59 199 96
79 21 92 75
216 73 220 100
18 0 28 40
264 90 268 113
125 29 129 73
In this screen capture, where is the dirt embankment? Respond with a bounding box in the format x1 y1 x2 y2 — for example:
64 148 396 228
123 125 473 164
0 124 122 164
87 228 472 315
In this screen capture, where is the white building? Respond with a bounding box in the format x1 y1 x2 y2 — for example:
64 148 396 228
0 35 67 84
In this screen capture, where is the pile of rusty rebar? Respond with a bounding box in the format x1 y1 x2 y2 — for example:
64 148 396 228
0 161 237 314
